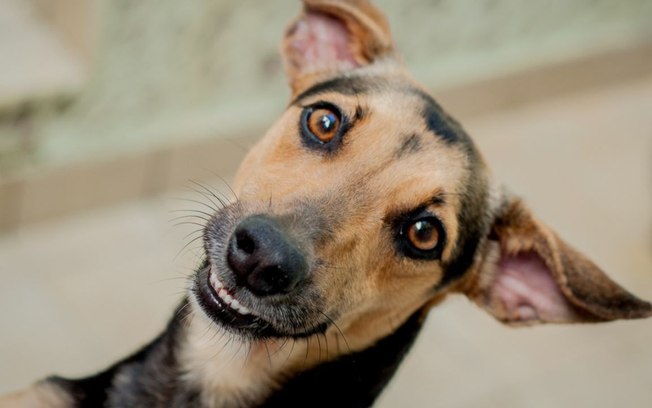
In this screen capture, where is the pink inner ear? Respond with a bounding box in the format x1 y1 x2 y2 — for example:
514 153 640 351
289 12 360 72
491 253 579 323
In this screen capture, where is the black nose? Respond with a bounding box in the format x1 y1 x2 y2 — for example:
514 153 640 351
226 216 308 296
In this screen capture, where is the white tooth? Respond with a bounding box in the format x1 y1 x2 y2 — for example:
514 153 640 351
209 271 222 289
208 268 252 315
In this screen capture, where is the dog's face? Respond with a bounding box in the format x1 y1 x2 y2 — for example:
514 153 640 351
191 0 651 361
197 75 484 344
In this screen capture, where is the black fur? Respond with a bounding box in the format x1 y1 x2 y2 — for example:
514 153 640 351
394 133 423 158
439 169 489 288
258 309 425 407
414 89 473 148
291 76 389 105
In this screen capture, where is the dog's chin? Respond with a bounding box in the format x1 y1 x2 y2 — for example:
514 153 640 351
192 264 328 340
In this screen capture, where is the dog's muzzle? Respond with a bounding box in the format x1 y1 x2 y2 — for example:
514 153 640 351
194 206 329 339
227 215 309 296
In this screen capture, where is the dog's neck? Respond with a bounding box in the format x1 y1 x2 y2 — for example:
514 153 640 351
51 299 426 407
179 300 427 407
178 313 294 407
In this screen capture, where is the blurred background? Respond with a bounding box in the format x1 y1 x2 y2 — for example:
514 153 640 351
1 0 651 406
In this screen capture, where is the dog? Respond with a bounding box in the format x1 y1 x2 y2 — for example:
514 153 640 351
3 0 651 407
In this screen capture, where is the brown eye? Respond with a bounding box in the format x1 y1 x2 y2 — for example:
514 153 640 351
406 219 439 251
396 214 446 260
305 107 341 143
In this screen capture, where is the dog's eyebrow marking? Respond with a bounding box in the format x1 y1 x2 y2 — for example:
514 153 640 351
394 133 422 158
291 76 386 105
408 88 475 150
383 193 447 225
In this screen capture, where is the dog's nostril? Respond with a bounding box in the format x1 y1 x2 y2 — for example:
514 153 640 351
236 231 256 255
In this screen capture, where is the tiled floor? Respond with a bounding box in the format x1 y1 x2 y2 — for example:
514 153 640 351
1 76 651 407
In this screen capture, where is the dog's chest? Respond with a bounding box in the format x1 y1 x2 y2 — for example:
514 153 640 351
180 322 281 406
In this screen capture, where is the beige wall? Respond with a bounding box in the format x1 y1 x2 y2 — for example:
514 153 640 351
1 0 651 229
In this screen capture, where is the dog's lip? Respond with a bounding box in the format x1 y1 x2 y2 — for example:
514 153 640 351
194 265 264 332
194 261 331 339
206 266 256 318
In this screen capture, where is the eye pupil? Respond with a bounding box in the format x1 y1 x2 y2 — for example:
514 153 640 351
407 219 439 251
320 113 336 131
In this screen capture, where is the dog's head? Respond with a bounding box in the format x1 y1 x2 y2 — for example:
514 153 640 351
191 0 651 358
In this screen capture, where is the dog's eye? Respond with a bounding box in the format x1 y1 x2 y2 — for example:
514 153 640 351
300 103 345 150
397 215 446 260
406 219 439 251
306 108 340 143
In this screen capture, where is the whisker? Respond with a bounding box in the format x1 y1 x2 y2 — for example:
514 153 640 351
170 197 218 213
319 312 352 355
204 330 230 365
304 336 311 366
175 301 193 320
283 338 297 367
243 339 254 367
172 221 206 229
197 179 235 207
169 214 211 223
175 235 205 260
188 180 228 209
263 342 273 369
180 228 204 242
322 331 330 361
169 208 215 218
272 338 290 357
208 172 239 203
314 326 323 364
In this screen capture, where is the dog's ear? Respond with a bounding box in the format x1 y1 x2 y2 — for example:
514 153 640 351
282 0 398 93
461 196 652 326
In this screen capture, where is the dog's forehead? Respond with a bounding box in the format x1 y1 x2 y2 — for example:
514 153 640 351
292 74 478 157
292 75 490 286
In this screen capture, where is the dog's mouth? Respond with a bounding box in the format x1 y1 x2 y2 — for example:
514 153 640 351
193 262 330 340
194 265 273 337
208 266 253 316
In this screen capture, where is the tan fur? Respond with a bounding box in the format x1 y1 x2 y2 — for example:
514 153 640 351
0 382 72 408
182 291 429 405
